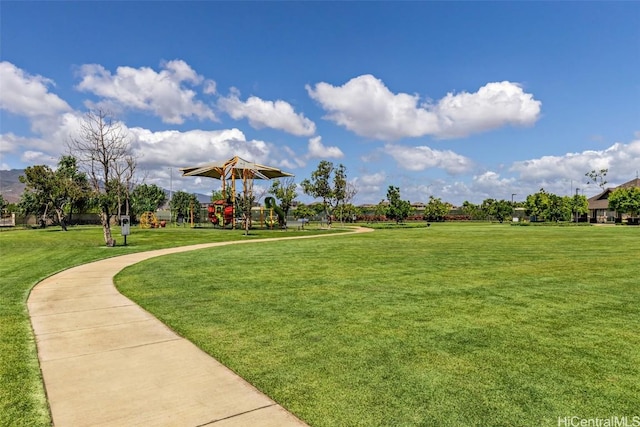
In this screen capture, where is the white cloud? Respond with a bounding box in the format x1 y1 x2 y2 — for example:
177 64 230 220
203 80 217 95
276 146 307 170
128 127 271 168
471 171 517 198
306 74 541 140
1 111 86 162
20 150 58 166
0 61 72 120
218 91 316 136
75 60 216 124
434 82 541 138
383 144 474 174
351 172 387 204
306 136 343 159
1 133 47 155
126 126 295 195
509 138 640 186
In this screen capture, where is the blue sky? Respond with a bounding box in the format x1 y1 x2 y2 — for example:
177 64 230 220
1 2 638 205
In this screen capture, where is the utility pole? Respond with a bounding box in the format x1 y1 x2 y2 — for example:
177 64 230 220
169 167 173 202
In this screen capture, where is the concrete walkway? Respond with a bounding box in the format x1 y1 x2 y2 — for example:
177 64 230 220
28 228 372 426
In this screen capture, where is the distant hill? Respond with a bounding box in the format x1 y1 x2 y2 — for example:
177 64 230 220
0 169 211 206
0 169 26 204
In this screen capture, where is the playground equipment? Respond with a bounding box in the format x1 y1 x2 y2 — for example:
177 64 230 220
181 156 293 231
139 211 159 228
207 199 234 227
264 197 286 228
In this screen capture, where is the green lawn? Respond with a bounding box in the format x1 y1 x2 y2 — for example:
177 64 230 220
0 224 336 427
114 224 640 426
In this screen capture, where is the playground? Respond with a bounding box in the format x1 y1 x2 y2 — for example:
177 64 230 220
133 156 297 231
181 156 297 232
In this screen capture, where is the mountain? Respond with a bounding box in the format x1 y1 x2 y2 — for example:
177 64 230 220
0 169 26 204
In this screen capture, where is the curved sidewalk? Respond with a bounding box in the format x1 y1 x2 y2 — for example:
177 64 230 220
28 228 373 426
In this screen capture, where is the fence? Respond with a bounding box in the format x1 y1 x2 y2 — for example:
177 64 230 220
0 213 15 227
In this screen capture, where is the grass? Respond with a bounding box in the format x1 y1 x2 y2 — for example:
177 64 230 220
0 223 337 427
114 223 640 426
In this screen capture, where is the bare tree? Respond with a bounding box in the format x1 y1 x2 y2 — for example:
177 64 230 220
340 181 358 223
113 154 137 217
68 110 136 246
585 168 608 190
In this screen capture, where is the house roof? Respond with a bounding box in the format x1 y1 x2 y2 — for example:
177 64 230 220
587 178 640 210
619 178 640 189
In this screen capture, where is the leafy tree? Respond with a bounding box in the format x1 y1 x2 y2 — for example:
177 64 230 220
608 187 640 220
268 177 298 222
17 191 43 218
385 186 413 223
481 199 497 221
340 203 362 222
301 161 348 227
131 184 167 216
56 155 91 224
19 157 90 231
567 194 588 222
0 194 6 212
68 110 137 246
482 198 513 223
526 189 580 222
525 189 551 221
210 189 227 202
546 193 567 222
19 165 60 228
424 196 450 221
307 203 325 217
292 203 316 220
461 201 485 220
585 168 608 189
333 181 358 223
332 164 348 222
170 191 200 224
374 200 387 221
2 201 18 214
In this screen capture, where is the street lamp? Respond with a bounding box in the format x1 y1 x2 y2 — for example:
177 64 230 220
511 193 517 204
169 167 173 202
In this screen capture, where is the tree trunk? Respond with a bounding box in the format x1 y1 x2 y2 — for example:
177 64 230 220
40 204 49 228
101 212 115 247
54 208 68 231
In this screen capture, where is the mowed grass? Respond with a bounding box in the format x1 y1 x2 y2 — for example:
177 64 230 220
0 224 336 427
115 224 640 426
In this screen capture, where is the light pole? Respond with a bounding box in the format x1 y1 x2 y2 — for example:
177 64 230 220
169 167 173 202
511 193 517 204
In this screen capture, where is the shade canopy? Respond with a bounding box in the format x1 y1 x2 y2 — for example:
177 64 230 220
180 156 293 232
180 156 293 181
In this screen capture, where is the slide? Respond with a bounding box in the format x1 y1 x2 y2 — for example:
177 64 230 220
264 197 286 227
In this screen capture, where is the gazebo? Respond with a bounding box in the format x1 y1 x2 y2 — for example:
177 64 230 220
180 156 293 230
